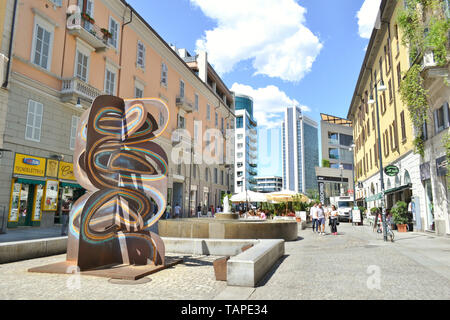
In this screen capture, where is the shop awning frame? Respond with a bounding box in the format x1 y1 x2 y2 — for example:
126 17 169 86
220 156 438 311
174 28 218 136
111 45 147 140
384 183 412 195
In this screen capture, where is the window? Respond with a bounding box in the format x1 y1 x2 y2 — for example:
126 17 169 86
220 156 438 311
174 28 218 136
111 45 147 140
207 104 210 120
205 168 209 182
195 94 199 111
400 111 406 142
388 79 393 102
159 111 165 127
237 152 243 158
70 116 80 150
236 116 243 129
104 68 116 95
434 102 450 133
329 148 339 160
161 62 168 87
32 23 52 70
397 63 402 89
215 112 218 127
135 86 143 98
214 168 218 184
372 109 376 131
108 17 119 49
237 134 243 139
179 80 185 98
237 143 243 149
137 41 146 69
178 114 185 129
75 50 89 82
25 100 43 142
50 0 62 6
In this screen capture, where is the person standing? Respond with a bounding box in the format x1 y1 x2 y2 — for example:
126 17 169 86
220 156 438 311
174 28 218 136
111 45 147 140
60 198 72 236
317 203 326 235
165 203 172 219
330 205 339 235
174 203 181 219
197 203 202 217
310 203 318 233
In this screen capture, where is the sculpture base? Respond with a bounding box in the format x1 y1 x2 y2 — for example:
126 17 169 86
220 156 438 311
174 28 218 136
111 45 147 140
28 256 182 281
215 212 239 220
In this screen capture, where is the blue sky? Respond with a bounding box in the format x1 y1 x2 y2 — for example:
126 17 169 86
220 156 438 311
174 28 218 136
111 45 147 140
127 0 381 176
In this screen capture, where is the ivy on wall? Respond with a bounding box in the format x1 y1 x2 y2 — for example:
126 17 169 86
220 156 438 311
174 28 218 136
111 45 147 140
397 0 449 160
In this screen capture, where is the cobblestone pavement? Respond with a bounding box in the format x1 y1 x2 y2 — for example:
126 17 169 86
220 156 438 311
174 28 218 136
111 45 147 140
0 253 226 300
249 222 450 300
0 222 449 300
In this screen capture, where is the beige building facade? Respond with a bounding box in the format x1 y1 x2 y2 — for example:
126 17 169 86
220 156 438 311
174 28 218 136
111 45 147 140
0 0 235 230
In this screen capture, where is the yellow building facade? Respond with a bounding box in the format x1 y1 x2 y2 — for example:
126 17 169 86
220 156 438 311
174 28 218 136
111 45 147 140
347 0 423 225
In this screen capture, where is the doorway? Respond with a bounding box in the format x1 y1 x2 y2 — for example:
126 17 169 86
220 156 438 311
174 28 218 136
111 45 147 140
173 182 184 217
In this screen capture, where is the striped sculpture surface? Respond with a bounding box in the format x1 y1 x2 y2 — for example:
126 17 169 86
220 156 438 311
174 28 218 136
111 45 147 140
66 95 170 271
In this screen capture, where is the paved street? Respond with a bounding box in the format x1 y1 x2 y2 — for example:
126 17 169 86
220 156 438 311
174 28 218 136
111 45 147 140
0 222 449 300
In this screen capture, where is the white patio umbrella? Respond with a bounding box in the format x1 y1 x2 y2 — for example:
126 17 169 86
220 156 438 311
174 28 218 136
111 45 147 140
230 190 268 203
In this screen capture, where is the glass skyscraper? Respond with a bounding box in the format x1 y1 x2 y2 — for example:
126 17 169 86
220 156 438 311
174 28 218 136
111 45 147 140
282 106 319 193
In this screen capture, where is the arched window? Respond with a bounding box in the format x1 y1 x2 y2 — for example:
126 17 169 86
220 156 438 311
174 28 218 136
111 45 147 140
386 179 391 189
404 170 411 185
395 175 400 187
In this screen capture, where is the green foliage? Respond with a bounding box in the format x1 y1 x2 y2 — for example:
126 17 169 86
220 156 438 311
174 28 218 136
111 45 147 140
370 207 380 214
391 201 410 224
397 0 449 158
306 189 319 202
322 159 330 168
292 194 308 211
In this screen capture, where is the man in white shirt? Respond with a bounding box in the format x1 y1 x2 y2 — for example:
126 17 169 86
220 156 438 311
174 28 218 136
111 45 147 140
310 203 318 233
174 203 181 219
317 203 326 235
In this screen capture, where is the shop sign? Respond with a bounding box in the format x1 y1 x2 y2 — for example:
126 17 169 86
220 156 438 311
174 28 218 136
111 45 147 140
436 156 448 177
13 153 46 177
58 161 76 180
46 159 59 178
420 162 431 181
318 182 325 204
384 165 399 177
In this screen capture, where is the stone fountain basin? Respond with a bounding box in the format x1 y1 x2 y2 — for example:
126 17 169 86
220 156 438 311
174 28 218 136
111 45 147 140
158 218 298 241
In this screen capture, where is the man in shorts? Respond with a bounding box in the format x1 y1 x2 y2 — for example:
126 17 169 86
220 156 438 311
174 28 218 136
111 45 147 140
317 203 326 235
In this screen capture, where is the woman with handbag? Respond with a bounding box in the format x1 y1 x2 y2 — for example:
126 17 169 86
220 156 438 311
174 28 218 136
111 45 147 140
330 205 339 235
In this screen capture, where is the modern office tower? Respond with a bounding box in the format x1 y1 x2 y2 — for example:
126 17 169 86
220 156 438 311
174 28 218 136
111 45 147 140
255 176 283 193
315 113 354 204
282 106 319 194
234 94 258 193
258 126 282 177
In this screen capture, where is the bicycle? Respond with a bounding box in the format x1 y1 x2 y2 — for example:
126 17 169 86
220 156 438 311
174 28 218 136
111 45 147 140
375 221 395 242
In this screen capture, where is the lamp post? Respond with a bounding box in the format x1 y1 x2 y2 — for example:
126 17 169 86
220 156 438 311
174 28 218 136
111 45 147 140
368 79 388 241
349 144 356 204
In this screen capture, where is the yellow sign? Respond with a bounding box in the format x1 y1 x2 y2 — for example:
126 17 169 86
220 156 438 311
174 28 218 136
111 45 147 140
46 159 59 178
58 161 76 180
13 153 46 177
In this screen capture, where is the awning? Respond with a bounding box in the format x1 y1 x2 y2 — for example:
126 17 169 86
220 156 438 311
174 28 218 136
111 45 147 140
15 177 46 185
385 183 412 195
60 181 82 189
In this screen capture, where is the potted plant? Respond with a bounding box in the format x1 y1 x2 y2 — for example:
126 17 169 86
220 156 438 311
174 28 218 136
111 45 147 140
82 12 95 24
101 28 112 39
391 201 409 232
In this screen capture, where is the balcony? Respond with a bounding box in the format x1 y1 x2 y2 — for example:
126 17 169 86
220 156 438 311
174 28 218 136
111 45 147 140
176 95 194 113
249 170 257 176
61 77 103 103
67 16 109 52
249 163 257 168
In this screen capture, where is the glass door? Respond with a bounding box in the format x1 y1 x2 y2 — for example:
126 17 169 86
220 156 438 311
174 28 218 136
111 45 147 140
18 184 30 226
425 180 434 231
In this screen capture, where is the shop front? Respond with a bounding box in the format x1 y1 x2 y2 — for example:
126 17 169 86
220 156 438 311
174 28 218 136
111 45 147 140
7 153 84 229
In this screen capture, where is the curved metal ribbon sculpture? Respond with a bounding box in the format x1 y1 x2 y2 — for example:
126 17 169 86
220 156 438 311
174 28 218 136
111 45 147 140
67 96 170 271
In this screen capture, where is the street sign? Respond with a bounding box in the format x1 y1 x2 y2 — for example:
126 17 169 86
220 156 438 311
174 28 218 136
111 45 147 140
384 165 399 177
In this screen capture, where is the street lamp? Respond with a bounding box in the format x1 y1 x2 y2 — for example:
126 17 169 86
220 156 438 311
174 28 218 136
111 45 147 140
368 79 388 241
349 143 356 204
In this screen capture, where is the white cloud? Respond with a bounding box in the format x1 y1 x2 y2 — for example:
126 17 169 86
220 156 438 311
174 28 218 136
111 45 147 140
356 0 381 39
190 0 323 82
231 83 310 129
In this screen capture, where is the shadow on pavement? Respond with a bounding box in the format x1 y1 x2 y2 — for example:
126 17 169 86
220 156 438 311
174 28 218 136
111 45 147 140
255 254 289 287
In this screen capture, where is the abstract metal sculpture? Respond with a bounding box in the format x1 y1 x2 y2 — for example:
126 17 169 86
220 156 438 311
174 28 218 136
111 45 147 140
66 95 170 271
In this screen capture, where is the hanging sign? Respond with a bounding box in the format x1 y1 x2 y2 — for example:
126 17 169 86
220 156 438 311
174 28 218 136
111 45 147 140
384 165 399 177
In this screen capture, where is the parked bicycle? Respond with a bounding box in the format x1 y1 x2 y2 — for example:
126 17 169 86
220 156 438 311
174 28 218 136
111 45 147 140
375 220 395 242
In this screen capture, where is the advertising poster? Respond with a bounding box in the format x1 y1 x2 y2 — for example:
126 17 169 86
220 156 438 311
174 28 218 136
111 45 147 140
32 184 44 221
43 180 59 211
8 182 21 222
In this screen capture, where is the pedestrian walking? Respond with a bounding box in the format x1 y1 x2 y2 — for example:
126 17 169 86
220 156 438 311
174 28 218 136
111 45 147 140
310 203 318 233
317 203 326 235
174 203 181 219
197 203 202 217
330 205 339 235
165 203 172 219
60 198 72 236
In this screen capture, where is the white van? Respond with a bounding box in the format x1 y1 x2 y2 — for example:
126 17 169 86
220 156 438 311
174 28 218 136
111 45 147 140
329 196 354 222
